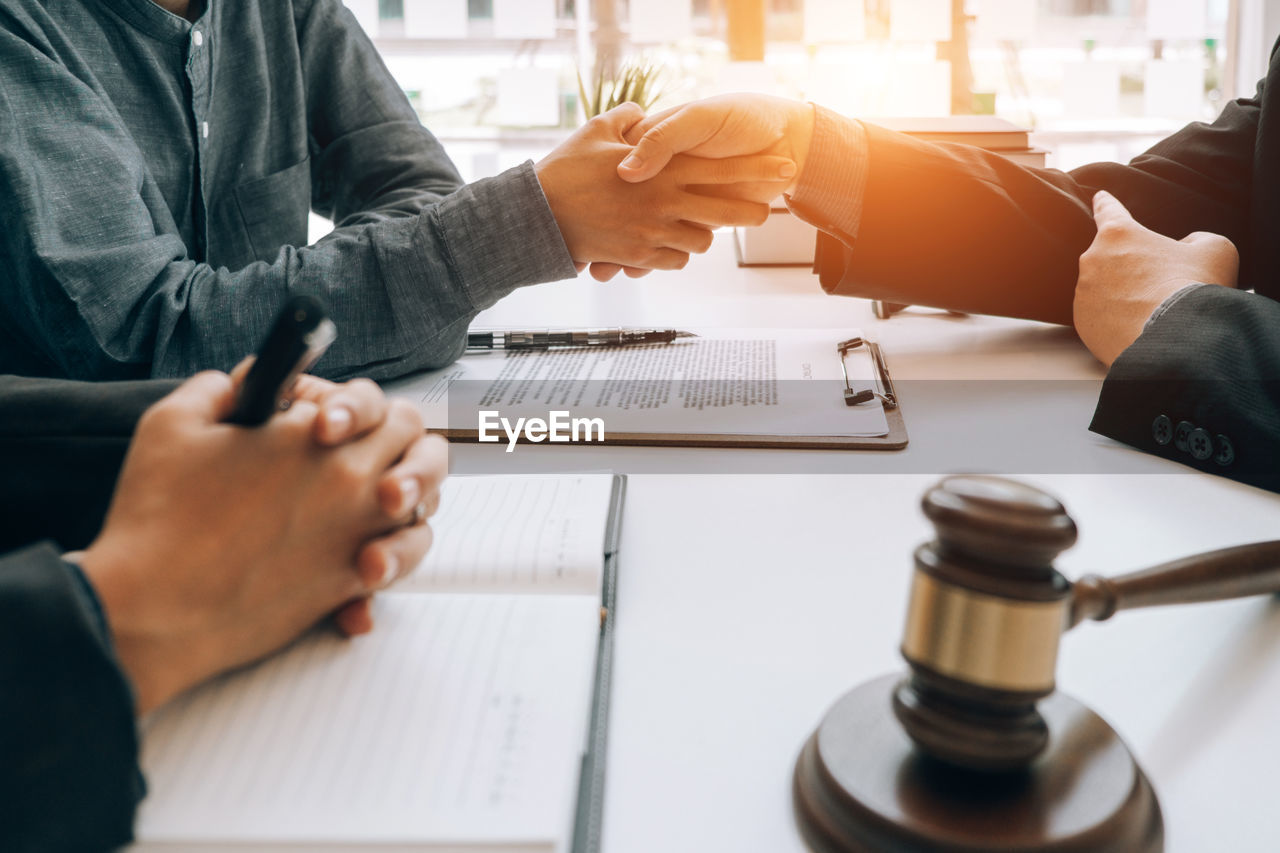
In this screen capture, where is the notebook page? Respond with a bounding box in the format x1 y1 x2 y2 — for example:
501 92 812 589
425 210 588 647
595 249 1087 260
400 475 613 596
133 593 600 850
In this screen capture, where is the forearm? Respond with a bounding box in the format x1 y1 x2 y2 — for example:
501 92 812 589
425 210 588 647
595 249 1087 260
1090 285 1280 488
0 544 143 852
796 91 1258 325
8 163 574 383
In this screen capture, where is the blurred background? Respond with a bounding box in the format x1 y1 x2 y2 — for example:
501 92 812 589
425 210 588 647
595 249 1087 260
336 0 1278 181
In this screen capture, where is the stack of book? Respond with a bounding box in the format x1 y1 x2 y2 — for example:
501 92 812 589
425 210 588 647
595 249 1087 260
866 116 1047 168
734 115 1046 267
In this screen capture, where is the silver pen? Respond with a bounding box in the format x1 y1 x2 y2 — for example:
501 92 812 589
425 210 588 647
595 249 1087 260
466 328 698 350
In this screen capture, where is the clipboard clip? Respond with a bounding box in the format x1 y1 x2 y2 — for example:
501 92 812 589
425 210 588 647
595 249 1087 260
837 337 898 410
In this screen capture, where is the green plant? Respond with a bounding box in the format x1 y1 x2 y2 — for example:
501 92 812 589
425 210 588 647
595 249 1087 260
577 59 665 120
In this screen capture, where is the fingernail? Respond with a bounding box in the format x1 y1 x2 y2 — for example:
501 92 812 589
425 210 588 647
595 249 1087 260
397 477 420 515
619 153 642 171
379 553 399 586
780 161 796 179
324 405 352 440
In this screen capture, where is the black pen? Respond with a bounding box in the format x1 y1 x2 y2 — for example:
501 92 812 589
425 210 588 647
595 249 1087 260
227 295 338 426
466 328 697 351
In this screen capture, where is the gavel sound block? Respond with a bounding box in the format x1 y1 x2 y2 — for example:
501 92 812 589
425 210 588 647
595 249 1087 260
793 475 1280 852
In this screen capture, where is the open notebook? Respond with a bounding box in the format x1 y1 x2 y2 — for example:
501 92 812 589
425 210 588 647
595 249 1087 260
131 473 625 853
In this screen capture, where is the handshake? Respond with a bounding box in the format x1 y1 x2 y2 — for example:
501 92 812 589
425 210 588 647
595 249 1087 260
534 95 818 282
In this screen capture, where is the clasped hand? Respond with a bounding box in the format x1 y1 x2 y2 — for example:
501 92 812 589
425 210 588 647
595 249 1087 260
536 101 805 281
77 369 447 714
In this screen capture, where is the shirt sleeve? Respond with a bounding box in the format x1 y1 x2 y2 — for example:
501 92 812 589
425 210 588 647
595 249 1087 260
784 106 870 242
294 0 578 348
0 3 576 383
0 544 143 852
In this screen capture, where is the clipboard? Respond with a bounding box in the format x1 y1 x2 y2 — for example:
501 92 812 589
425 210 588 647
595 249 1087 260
429 335 908 451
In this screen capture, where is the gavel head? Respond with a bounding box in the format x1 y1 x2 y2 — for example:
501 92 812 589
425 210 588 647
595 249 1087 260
892 475 1078 772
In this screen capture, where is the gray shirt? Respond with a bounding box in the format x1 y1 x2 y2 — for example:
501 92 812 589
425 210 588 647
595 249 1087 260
0 0 577 380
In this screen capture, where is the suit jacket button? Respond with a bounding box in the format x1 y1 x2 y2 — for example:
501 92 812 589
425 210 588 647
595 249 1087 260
1174 420 1195 452
1188 428 1214 460
1215 435 1235 466
1151 415 1173 445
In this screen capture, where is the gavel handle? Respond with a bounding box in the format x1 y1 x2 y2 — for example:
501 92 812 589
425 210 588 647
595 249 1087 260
1069 541 1280 629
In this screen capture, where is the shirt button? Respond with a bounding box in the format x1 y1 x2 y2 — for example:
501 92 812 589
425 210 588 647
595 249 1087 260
1188 428 1213 460
1214 435 1235 467
193 30 203 47
202 121 209 139
1151 414 1172 445
1173 420 1194 453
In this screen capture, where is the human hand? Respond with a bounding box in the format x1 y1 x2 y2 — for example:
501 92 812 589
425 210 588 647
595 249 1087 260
616 94 816 195
1074 190 1239 366
536 102 793 274
77 371 446 713
234 363 448 637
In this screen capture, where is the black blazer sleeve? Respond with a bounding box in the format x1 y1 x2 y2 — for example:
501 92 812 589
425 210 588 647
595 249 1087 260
1090 285 1280 489
813 78 1263 326
0 376 177 553
810 46 1279 488
0 543 142 852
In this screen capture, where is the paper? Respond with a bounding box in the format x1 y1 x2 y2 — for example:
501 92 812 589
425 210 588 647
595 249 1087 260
889 0 951 43
403 0 468 39
386 329 890 439
1146 0 1207 41
495 67 560 127
1062 61 1122 118
135 594 600 848
1144 58 1205 119
405 475 614 595
973 0 1036 42
630 0 693 43
493 0 557 39
342 0 379 37
804 0 865 44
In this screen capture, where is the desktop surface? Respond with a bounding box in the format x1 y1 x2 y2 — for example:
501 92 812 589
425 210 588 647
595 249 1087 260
461 236 1280 852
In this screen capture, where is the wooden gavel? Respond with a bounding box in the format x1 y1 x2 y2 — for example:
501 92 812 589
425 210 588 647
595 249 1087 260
794 475 1280 853
895 474 1280 771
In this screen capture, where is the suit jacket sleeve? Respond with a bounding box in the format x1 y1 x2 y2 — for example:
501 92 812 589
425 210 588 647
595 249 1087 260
1090 285 1280 488
0 376 177 553
813 88 1261 326
0 544 142 852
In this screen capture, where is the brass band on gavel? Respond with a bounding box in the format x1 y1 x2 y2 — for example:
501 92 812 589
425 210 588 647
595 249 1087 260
900 568 1066 694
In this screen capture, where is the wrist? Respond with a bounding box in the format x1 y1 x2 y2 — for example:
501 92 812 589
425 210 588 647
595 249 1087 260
74 544 192 714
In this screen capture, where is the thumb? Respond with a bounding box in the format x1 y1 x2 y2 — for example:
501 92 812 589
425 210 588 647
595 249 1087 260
618 104 712 182
593 101 646 139
1090 189 1134 230
159 370 238 424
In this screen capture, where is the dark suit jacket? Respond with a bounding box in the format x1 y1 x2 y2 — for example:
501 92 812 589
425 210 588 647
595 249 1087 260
812 44 1280 489
0 376 175 851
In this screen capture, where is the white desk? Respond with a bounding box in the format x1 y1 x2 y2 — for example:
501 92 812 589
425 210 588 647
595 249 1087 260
464 237 1280 852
